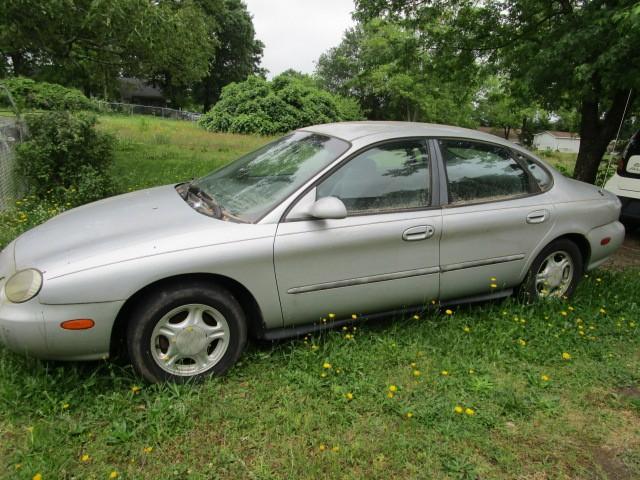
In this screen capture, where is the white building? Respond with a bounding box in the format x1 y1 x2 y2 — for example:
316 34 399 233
532 131 580 153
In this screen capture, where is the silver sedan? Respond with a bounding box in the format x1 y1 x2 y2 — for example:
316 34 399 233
0 122 624 382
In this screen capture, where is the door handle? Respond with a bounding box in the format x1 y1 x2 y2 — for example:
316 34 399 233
402 225 434 241
526 210 549 224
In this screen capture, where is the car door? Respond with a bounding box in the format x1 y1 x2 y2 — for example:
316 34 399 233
273 139 442 325
436 138 556 301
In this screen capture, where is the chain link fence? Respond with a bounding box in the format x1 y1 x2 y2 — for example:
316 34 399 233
0 85 27 211
97 101 202 121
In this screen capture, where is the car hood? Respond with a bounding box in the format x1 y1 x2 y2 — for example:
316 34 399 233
13 185 255 276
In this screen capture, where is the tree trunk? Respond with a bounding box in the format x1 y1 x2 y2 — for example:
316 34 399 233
573 89 635 184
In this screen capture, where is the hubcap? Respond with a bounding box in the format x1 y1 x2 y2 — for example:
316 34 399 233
535 250 574 298
150 304 230 376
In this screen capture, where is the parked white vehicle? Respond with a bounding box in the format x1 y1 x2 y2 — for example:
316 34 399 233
604 130 640 228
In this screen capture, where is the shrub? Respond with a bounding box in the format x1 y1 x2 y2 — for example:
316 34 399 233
0 77 97 111
199 72 363 135
15 111 115 205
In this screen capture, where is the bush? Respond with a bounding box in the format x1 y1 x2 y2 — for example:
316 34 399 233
199 72 363 135
0 77 97 111
15 112 115 205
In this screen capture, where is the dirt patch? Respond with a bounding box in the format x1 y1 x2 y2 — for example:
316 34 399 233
615 386 640 400
603 228 640 269
590 446 634 480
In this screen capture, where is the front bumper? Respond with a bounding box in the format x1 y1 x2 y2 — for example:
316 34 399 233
0 292 124 361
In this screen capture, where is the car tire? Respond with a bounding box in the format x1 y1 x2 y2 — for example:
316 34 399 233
519 239 583 302
126 281 247 383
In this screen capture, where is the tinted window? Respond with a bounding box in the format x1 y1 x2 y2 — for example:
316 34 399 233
318 140 430 215
195 132 349 222
440 140 531 204
519 154 552 190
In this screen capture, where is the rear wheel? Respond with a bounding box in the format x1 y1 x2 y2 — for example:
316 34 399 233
520 239 583 301
127 282 247 383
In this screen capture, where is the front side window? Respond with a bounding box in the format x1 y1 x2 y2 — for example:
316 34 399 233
317 140 430 215
192 132 349 222
440 139 531 205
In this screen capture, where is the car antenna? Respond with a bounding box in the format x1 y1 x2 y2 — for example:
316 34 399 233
601 88 633 187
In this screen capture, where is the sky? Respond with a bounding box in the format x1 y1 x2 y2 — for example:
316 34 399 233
243 0 355 78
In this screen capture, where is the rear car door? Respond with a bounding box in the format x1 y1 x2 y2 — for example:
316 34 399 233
436 138 556 301
274 139 441 325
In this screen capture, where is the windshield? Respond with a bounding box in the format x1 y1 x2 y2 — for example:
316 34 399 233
191 132 350 222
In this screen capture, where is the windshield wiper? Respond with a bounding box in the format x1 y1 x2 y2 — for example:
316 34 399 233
183 181 223 218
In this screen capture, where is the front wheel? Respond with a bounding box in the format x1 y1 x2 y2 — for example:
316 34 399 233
126 282 247 383
520 239 583 302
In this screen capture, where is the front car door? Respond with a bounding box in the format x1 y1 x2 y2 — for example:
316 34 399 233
436 138 556 301
274 139 442 325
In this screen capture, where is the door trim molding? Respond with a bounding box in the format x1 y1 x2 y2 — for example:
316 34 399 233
440 254 525 273
287 266 440 294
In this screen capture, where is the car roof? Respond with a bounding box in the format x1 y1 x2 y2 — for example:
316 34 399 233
301 121 516 147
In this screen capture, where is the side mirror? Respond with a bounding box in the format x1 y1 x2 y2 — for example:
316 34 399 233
309 196 347 220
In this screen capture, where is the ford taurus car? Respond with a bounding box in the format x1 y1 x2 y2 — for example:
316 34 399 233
0 122 625 382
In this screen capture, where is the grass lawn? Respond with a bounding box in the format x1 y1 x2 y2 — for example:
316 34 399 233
1 116 639 479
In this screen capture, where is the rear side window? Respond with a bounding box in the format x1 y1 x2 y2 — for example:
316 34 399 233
439 139 532 205
519 154 552 190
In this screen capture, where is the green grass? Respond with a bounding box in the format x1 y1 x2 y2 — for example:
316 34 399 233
1 116 639 479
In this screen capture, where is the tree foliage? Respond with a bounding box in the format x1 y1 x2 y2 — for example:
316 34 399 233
199 72 363 136
351 0 640 184
0 0 262 109
316 16 480 126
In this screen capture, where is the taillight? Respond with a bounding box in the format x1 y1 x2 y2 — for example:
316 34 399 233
617 157 625 174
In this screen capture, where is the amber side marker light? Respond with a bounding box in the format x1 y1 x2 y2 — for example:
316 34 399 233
601 237 611 246
60 319 95 330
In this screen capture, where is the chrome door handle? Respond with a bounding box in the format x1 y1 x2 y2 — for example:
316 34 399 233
526 210 549 224
402 225 434 241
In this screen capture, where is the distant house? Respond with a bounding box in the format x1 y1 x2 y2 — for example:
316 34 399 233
476 126 521 144
532 131 580 153
118 77 167 107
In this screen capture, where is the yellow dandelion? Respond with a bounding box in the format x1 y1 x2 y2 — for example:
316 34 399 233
596 277 602 282
62 403 69 410
441 370 449 376
463 326 471 333
445 309 453 315
110 472 119 479
413 314 420 320
410 362 417 368
33 474 42 480
490 283 497 288
336 368 341 373
319 444 326 452
15 464 21 470
351 314 357 319
518 338 527 347
406 412 414 418
599 308 606 314
143 446 153 454
562 352 572 360
81 454 90 462
454 405 463 414
328 313 336 319
541 374 550 381
345 392 354 401
342 326 348 331
568 306 575 311
469 369 475 374
322 362 332 369
331 446 340 452
387 392 394 399
311 345 319 351
130 385 141 394
413 370 421 377
344 333 353 340
560 311 568 316
320 372 327 378
389 385 398 392
26 426 34 433
465 408 475 416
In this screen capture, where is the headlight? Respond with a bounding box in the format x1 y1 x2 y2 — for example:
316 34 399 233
5 269 43 303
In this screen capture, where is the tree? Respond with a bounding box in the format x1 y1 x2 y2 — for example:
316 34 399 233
0 0 214 99
353 0 640 184
192 0 264 111
316 12 481 126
